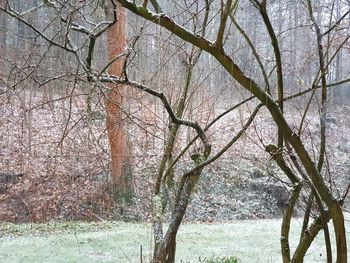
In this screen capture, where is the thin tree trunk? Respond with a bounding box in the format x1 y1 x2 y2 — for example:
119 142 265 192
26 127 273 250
281 184 302 263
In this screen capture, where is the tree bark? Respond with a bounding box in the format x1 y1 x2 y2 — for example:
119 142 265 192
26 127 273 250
105 1 132 195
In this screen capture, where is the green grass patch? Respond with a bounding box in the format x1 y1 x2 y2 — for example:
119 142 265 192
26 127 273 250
0 218 349 262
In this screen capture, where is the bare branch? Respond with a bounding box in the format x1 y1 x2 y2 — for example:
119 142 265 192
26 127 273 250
216 0 234 47
255 1 284 147
182 104 262 177
0 5 75 53
230 14 271 94
323 8 350 36
98 76 211 155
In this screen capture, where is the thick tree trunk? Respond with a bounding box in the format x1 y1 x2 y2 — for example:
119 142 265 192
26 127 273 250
105 2 132 196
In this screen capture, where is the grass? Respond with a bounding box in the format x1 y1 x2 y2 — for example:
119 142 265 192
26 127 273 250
0 218 349 263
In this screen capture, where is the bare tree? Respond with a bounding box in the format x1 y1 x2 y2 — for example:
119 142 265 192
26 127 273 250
113 0 349 262
1 0 350 262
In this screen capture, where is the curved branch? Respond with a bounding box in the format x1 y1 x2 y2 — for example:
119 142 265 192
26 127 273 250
98 76 211 155
162 96 255 183
182 104 262 177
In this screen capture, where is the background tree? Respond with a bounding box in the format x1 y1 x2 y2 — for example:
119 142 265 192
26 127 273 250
102 0 133 197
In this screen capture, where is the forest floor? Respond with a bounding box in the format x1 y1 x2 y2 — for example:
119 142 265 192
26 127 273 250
1 218 350 263
1 90 350 222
